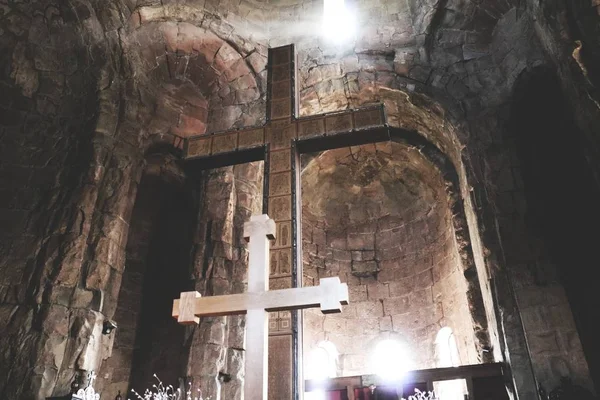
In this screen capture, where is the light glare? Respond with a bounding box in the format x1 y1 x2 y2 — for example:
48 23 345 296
322 0 355 43
371 339 414 382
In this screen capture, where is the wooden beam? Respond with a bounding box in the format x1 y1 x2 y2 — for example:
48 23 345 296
305 363 506 392
183 105 386 161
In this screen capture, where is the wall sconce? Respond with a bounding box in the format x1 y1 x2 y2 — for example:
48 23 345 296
102 319 117 335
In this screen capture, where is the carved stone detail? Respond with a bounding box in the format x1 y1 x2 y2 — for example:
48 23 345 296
268 195 291 221
272 221 292 249
270 149 291 173
326 113 353 133
238 128 265 149
266 120 296 149
269 171 291 197
211 132 238 154
187 136 212 157
270 98 292 120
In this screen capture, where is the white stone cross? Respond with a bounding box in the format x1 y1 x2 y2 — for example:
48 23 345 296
172 214 349 399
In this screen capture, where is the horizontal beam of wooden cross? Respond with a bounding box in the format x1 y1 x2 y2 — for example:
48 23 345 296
173 277 349 324
183 105 388 168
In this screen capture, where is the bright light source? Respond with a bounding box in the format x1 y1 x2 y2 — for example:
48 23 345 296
305 390 327 400
371 339 414 382
322 0 356 43
306 341 338 381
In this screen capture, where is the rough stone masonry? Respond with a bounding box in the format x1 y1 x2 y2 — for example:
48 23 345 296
0 0 599 399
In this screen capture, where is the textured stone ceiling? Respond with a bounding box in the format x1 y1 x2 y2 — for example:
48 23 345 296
122 0 521 51
302 142 445 228
0 0 533 147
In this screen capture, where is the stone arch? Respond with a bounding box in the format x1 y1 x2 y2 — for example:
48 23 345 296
295 56 504 367
96 150 198 398
121 20 267 141
301 140 483 377
435 327 460 367
504 66 598 391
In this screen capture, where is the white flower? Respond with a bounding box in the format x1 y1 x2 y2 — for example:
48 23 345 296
129 375 211 400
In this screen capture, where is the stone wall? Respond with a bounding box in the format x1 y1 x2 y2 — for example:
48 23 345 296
499 66 596 393
97 154 195 396
301 143 478 378
183 162 264 400
1 0 600 398
0 2 114 398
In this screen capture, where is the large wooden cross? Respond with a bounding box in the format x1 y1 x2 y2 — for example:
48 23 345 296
181 44 391 399
173 214 349 399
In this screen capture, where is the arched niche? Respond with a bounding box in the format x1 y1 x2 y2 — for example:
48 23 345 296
98 151 197 397
301 141 480 377
507 66 599 392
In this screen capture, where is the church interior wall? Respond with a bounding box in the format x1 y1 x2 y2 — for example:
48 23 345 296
498 66 596 393
1 0 600 399
182 161 264 400
95 153 195 397
301 143 479 378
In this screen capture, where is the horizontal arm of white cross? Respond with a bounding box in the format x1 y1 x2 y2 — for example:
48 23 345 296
173 277 349 324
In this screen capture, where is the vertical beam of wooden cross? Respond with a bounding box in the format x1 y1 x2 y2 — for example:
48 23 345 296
183 44 389 399
173 214 349 400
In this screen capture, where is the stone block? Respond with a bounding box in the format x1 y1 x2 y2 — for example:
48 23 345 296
356 300 384 318
415 268 434 287
392 273 419 298
312 228 327 248
376 266 396 283
367 282 389 300
343 353 368 372
347 232 375 250
347 317 380 336
332 249 352 262
516 286 545 307
520 306 549 333
408 288 433 308
384 296 410 315
379 316 393 331
375 245 404 261
327 231 347 249
324 315 346 333
351 260 379 277
349 284 368 302
227 315 246 349
85 260 113 291
528 331 560 355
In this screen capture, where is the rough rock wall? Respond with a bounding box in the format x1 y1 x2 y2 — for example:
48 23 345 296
0 1 268 399
0 2 115 398
290 4 598 398
184 162 263 400
96 154 195 397
525 0 600 391
1 0 599 399
301 143 479 378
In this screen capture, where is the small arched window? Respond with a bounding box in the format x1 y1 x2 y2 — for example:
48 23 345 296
435 327 460 367
306 340 338 380
370 339 414 381
434 328 466 400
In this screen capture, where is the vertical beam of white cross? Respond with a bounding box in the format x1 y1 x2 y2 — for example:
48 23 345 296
244 214 275 400
173 214 349 399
